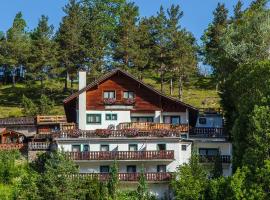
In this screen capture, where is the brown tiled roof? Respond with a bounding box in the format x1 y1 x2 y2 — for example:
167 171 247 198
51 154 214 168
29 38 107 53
0 117 35 126
63 68 198 111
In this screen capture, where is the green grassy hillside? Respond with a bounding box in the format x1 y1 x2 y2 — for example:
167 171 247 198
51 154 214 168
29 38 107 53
0 76 219 118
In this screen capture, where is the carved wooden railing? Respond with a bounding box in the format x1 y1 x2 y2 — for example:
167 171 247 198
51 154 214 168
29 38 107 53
0 143 25 150
28 142 51 150
118 122 189 132
67 150 174 161
55 129 184 139
71 172 172 182
36 115 67 124
199 155 231 163
190 127 225 138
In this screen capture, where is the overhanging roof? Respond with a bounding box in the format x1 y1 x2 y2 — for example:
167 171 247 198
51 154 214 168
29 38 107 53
63 68 198 112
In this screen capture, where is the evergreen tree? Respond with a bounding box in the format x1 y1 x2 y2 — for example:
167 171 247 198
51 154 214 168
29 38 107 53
107 160 119 200
150 7 170 93
21 95 38 116
81 0 125 78
113 2 139 70
132 18 153 80
137 168 149 200
171 153 208 200
211 152 223 179
56 0 84 90
3 12 30 86
233 0 243 20
166 5 197 100
29 15 57 87
201 3 229 80
38 94 55 115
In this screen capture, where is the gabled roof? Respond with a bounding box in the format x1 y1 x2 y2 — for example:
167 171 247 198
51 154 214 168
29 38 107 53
63 68 198 111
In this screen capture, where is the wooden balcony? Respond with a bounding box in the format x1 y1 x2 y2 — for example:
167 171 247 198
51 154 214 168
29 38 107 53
0 143 25 150
118 122 189 132
190 127 225 138
55 128 184 139
72 172 172 182
199 155 231 163
28 142 51 150
67 150 174 161
36 115 67 125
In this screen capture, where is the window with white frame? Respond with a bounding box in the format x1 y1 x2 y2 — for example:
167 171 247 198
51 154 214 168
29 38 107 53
103 91 115 99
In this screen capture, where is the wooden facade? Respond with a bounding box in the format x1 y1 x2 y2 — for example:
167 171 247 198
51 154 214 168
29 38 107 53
64 69 198 126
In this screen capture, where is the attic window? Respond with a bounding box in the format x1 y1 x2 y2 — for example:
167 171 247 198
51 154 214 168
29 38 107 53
123 91 134 99
103 91 115 99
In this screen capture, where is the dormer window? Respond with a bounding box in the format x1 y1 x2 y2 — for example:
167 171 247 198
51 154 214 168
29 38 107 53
103 91 115 99
123 91 134 99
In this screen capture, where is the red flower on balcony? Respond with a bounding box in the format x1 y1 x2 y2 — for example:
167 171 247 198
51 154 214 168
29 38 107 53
122 129 139 137
96 129 111 137
103 98 116 105
122 98 135 105
152 129 171 137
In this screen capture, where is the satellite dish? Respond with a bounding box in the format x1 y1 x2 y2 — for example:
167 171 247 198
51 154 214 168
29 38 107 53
108 124 115 130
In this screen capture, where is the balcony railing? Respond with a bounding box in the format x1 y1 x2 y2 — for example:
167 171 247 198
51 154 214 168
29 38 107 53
199 155 231 163
190 127 225 138
67 150 174 161
71 172 172 182
55 128 184 139
36 115 67 124
28 142 51 150
118 122 189 132
0 143 25 150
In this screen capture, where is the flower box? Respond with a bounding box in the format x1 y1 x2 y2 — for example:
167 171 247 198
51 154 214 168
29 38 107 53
103 98 116 105
122 98 135 105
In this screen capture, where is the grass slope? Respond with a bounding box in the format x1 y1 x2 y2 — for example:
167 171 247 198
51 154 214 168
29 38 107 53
0 76 219 118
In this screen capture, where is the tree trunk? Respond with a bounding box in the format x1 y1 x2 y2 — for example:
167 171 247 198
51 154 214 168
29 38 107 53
178 76 183 100
12 67 16 87
64 71 68 92
170 78 173 95
160 72 164 93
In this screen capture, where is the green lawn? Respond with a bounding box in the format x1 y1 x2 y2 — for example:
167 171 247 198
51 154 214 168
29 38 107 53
0 76 219 118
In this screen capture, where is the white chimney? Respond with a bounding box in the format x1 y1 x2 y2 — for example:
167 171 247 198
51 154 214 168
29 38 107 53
78 71 87 130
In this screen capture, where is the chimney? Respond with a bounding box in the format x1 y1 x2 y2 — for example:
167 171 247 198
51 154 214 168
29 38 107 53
79 71 87 90
78 71 87 130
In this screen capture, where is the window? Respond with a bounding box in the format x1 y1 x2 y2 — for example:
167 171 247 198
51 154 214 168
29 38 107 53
86 114 101 124
103 91 115 99
100 145 109 151
72 145 81 152
163 116 181 125
157 144 166 151
129 144 138 151
83 144 89 152
199 117 207 125
181 145 187 151
123 91 134 99
157 165 166 172
199 148 219 156
106 114 117 121
127 165 136 173
131 117 154 122
100 166 110 173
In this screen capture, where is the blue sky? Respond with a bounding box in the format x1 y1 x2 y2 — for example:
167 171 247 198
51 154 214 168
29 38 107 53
0 0 254 43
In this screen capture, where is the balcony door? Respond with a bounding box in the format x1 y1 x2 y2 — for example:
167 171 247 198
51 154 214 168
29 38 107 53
129 144 138 151
163 116 181 125
100 166 110 173
72 145 81 152
157 165 166 172
127 165 137 173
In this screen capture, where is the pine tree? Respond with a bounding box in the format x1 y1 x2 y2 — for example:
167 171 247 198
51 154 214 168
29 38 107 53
211 151 223 179
81 0 125 78
201 3 229 80
3 12 30 86
29 15 56 87
166 5 197 100
113 2 139 70
56 0 84 90
233 0 243 20
107 160 119 200
150 6 170 93
137 168 150 200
